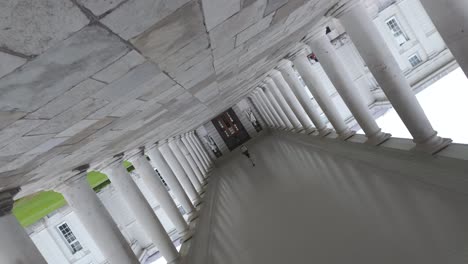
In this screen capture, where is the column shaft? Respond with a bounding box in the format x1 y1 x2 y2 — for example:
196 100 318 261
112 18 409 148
311 34 389 145
251 94 275 127
190 133 213 166
419 0 468 77
191 133 213 164
159 141 201 204
254 91 282 128
293 49 354 139
176 137 205 184
332 1 450 151
263 86 294 130
0 188 48 264
60 171 140 264
270 69 315 133
264 77 303 131
168 139 203 192
131 154 190 237
278 60 330 136
104 161 179 263
146 146 197 216
187 133 210 172
182 135 207 175
257 88 287 129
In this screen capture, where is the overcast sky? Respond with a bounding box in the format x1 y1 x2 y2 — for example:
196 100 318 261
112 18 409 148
359 67 468 144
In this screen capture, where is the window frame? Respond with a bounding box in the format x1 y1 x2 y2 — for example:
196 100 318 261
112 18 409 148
385 16 409 46
56 222 83 254
408 53 423 67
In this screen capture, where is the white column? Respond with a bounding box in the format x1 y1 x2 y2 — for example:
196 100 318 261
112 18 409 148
250 94 275 128
186 133 210 172
255 89 284 129
0 188 48 264
189 132 213 168
168 138 203 193
270 69 315 133
262 85 294 130
257 87 288 129
254 91 280 128
182 134 207 175
191 132 213 164
130 151 192 240
310 33 390 145
159 140 201 205
264 76 303 131
277 59 331 136
59 166 140 264
103 158 179 264
146 146 198 218
328 0 451 152
293 47 355 140
418 0 468 77
176 136 205 185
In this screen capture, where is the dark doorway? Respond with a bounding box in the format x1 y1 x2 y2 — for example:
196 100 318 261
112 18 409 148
212 108 251 151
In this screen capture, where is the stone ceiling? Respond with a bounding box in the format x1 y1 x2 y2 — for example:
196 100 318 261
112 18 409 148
0 0 338 196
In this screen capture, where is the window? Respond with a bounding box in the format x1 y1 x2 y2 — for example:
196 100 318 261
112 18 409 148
57 223 83 254
386 16 409 46
408 53 423 67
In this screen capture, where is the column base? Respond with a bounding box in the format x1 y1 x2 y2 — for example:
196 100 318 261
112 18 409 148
304 127 316 134
318 128 333 137
412 135 452 154
193 199 203 207
187 211 199 222
338 129 356 140
167 256 181 264
180 229 194 242
366 132 391 146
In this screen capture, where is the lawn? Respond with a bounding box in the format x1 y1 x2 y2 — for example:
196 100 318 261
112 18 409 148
13 161 134 227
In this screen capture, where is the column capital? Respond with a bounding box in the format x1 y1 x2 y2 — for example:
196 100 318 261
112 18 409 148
167 137 177 143
0 187 20 216
325 0 361 18
55 164 90 193
289 45 312 61
268 69 283 78
276 59 293 70
125 147 145 163
101 153 126 174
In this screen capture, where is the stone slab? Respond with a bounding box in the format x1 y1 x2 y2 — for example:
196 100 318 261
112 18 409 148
132 1 206 63
0 134 54 157
76 0 126 16
27 97 109 136
236 12 274 46
92 61 162 101
0 52 27 79
0 25 129 113
202 0 241 31
209 0 267 48
55 119 101 138
264 0 288 16
101 0 191 40
0 119 46 149
0 0 89 55
26 78 106 120
0 111 27 130
92 50 146 83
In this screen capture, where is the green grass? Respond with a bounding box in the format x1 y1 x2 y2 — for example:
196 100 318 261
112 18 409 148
13 161 134 227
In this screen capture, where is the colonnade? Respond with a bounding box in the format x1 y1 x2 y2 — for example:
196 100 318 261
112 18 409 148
1 0 465 262
0 132 214 264
248 0 454 152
